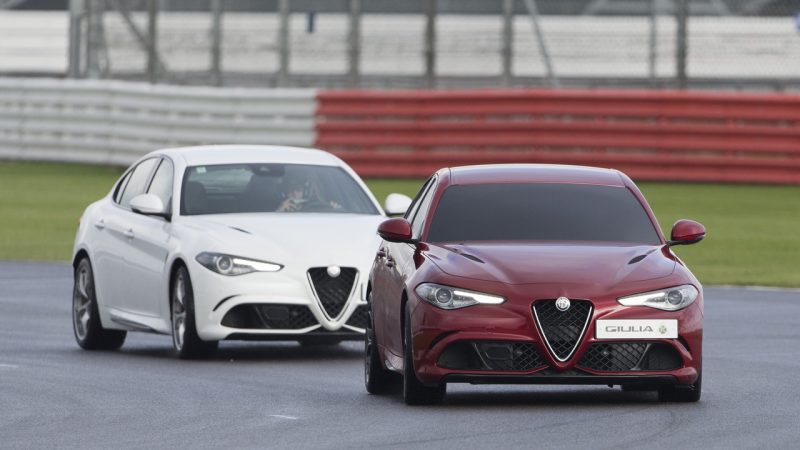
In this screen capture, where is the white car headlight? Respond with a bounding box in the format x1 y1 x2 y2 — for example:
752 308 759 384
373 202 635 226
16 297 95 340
618 285 699 311
196 252 282 276
415 283 505 310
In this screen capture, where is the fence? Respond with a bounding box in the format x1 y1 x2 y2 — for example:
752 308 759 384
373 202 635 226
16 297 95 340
1 78 799 184
1 0 792 90
317 89 800 184
0 78 315 165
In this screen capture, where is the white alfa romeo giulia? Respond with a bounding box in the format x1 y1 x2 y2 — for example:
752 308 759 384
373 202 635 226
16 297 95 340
71 145 410 358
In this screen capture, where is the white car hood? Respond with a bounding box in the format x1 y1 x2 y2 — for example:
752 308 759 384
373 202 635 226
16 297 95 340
185 213 385 268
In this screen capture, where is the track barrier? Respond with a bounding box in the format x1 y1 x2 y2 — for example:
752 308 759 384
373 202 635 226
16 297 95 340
1 78 798 184
316 89 800 184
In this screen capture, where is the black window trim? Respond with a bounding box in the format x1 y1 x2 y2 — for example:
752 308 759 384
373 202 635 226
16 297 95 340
404 175 437 222
113 170 133 205
145 156 175 216
410 176 438 240
113 156 163 212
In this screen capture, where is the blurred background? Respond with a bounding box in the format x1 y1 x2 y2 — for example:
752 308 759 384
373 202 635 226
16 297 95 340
3 0 800 89
0 0 798 286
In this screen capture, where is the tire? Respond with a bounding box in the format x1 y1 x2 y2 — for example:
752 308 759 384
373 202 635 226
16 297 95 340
658 373 702 402
364 296 395 394
402 304 445 405
171 266 218 359
72 257 126 350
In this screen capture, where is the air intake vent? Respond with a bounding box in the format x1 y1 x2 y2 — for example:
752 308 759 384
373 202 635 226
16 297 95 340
221 304 317 330
437 341 546 372
532 299 593 362
345 304 369 330
577 342 683 372
307 267 357 320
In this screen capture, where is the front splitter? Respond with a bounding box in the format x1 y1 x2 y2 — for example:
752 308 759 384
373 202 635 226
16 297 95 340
443 371 677 386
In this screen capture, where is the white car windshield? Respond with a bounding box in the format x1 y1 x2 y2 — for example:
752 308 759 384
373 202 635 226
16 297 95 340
180 163 379 215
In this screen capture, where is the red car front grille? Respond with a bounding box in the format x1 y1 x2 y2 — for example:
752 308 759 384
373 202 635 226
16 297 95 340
533 299 593 362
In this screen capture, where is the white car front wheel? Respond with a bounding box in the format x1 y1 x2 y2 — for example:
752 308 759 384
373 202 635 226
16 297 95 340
171 266 218 359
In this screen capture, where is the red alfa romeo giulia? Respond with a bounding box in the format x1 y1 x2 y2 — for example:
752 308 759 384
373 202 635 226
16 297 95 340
365 165 705 405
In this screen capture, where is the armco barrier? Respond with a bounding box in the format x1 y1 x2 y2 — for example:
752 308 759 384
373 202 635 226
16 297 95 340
0 78 316 165
2 80 799 184
315 89 800 184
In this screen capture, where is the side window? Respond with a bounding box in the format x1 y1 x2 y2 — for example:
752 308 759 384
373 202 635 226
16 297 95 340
411 178 437 239
404 177 435 221
113 171 133 204
147 159 174 211
118 158 159 208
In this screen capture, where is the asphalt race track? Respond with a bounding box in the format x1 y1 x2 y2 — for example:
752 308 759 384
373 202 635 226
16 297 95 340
1 261 799 449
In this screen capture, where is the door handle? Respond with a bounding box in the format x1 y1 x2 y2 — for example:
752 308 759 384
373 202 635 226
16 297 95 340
94 219 105 230
123 228 135 239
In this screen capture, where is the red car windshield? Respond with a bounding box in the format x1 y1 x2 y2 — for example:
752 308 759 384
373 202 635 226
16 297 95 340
427 183 661 245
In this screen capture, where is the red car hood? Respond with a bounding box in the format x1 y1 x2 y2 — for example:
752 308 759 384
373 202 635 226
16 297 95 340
424 242 675 287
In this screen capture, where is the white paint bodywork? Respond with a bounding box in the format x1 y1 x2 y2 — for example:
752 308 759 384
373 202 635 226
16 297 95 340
72 145 387 341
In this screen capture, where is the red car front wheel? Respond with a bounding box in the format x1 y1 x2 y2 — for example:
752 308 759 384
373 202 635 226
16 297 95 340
402 303 445 405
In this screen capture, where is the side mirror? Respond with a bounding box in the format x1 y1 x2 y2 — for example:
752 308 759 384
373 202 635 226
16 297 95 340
130 194 170 220
668 219 705 246
384 193 413 217
378 218 414 243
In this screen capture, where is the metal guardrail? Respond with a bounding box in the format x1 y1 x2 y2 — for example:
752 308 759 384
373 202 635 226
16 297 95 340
3 78 799 185
0 78 316 165
316 89 800 184
5 10 800 91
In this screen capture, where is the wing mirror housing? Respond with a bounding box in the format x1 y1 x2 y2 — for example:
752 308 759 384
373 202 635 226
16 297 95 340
378 218 414 243
384 193 413 217
130 194 171 221
667 219 705 246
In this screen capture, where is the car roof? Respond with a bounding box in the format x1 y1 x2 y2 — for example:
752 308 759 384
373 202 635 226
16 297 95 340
152 145 343 167
447 164 625 187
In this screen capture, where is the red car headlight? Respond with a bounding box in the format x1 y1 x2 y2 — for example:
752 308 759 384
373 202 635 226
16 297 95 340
618 285 699 311
415 283 505 310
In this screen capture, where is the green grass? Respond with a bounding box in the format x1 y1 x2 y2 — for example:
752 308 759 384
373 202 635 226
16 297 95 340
637 183 800 288
0 162 124 261
2 162 798 287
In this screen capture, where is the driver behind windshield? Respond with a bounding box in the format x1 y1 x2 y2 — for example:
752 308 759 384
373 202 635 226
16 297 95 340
276 176 342 212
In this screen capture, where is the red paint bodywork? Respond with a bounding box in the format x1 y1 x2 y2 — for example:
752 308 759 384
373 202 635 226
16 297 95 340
670 219 707 245
377 218 413 242
369 165 704 387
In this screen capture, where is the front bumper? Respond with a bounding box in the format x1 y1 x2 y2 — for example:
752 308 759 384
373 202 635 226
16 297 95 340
408 293 703 386
188 260 369 341
444 371 678 386
226 330 365 341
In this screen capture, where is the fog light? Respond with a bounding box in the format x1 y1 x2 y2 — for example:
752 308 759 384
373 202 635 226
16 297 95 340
481 343 513 360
